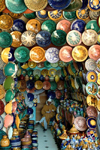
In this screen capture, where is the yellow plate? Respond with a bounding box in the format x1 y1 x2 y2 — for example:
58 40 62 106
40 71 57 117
86 94 97 107
0 85 5 99
48 68 57 77
41 69 48 77
35 80 43 90
72 45 88 62
11 31 22 48
28 61 36 68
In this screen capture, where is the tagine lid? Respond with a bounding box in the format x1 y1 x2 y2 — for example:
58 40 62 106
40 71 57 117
69 124 79 134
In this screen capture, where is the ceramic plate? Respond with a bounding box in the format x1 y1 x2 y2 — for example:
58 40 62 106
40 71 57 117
48 0 71 9
3 76 14 91
86 106 98 118
33 69 41 77
44 61 51 68
72 45 88 62
85 20 99 33
88 0 100 12
36 62 44 68
86 82 98 95
76 7 89 20
36 10 48 20
89 45 100 61
85 59 97 71
58 61 67 67
0 0 6 12
56 70 61 77
43 81 51 90
86 71 97 82
0 31 12 48
86 94 97 107
35 80 43 90
63 11 77 21
87 117 96 129
48 68 57 77
89 10 100 20
50 62 58 68
41 69 48 77
48 10 63 22
0 85 5 99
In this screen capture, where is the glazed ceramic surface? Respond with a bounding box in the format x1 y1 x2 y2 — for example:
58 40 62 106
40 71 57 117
86 94 97 106
86 71 97 82
48 0 71 9
89 45 100 61
86 82 98 95
86 106 98 118
0 32 12 48
0 0 6 12
85 20 100 33
48 10 63 21
74 116 87 131
36 10 48 20
85 58 97 71
11 31 22 48
76 7 89 20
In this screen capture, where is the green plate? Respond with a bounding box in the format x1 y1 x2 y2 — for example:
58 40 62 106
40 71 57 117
3 76 14 90
85 20 100 33
50 81 57 90
51 30 66 46
86 82 98 95
63 11 77 21
24 12 36 19
5 89 15 102
14 46 29 63
0 32 12 48
50 62 58 68
44 61 51 68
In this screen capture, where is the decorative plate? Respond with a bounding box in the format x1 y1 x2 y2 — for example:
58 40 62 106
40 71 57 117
50 62 58 68
85 58 97 71
50 81 57 90
57 80 64 90
86 106 98 118
51 30 66 46
3 76 14 91
44 61 51 68
89 10 100 20
89 45 100 61
41 19 56 34
5 0 27 13
21 31 36 47
63 0 82 12
88 0 100 12
86 71 97 82
5 101 12 114
48 68 57 77
59 46 73 62
0 0 6 12
11 31 22 48
0 31 12 48
58 61 67 67
0 100 4 115
43 81 51 90
82 30 98 46
74 116 87 131
36 10 48 20
45 47 59 63
0 115 3 129
72 45 88 62
26 19 41 34
14 46 29 63
67 30 82 46
9 12 23 19
85 20 100 33
36 62 44 68
48 10 63 22
28 61 36 68
30 46 45 63
33 69 41 77
63 11 77 21
0 85 5 99
96 58 100 72
86 82 98 95
71 19 86 33
36 31 51 47
76 7 89 20
87 117 96 129
56 69 61 77
11 19 26 33
24 0 48 12
5 89 15 102
24 12 36 19
56 19 71 34
0 70 6 84
0 14 13 30
86 94 97 106
35 80 43 90
41 69 48 77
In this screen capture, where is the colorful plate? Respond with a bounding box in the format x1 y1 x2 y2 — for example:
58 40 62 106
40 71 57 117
41 69 48 77
35 80 43 90
86 106 98 118
48 68 57 77
59 46 73 62
0 0 6 12
74 116 87 131
89 45 100 61
85 59 97 71
11 31 22 48
86 94 97 106
30 46 45 63
50 62 58 68
88 0 100 12
86 71 97 82
33 69 41 77
87 117 96 129
85 20 100 33
63 11 77 21
0 85 5 99
72 45 88 62
0 32 12 48
3 76 14 91
36 10 48 20
86 82 98 95
48 10 63 22
5 89 15 102
76 7 89 20
28 61 36 68
43 81 51 90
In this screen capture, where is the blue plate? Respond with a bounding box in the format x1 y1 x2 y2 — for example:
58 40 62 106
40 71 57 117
36 10 48 20
87 117 96 129
5 0 27 14
48 0 71 10
0 70 6 84
27 80 34 89
81 0 88 9
47 90 56 99
27 93 34 102
36 31 51 47
11 19 26 33
0 115 3 130
71 19 86 33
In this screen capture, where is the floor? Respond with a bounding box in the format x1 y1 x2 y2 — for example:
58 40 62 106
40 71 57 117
35 125 58 150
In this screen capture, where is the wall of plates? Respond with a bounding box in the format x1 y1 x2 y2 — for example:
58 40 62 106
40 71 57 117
0 0 100 149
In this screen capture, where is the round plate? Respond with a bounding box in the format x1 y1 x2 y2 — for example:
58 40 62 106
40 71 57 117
14 46 29 63
48 10 63 22
43 81 51 90
86 94 97 106
35 80 43 90
89 10 100 20
41 69 48 77
86 82 98 95
41 19 56 34
36 62 44 68
96 58 100 72
0 14 13 30
30 46 45 63
88 0 100 11
56 70 61 77
44 61 51 68
86 106 98 118
72 45 88 62
63 0 82 12
50 81 57 90
11 19 26 33
0 116 3 129
0 100 4 115
71 19 86 33
21 31 36 47
36 10 48 20
0 70 6 84
89 45 100 61
85 59 97 71
24 12 36 19
36 31 51 47
85 20 100 33
63 11 77 21
76 7 89 20
59 46 73 62
28 61 36 68
26 19 41 34
8 126 13 139
86 71 97 82
87 117 96 129
33 69 41 77
48 68 57 77
58 61 67 67
24 0 48 12
67 30 82 46
0 0 6 12
74 116 87 131
5 0 27 13
51 30 66 46
50 62 58 68
56 19 71 34
48 0 71 9
0 85 5 99
82 30 98 46
45 47 59 63
9 12 23 19
3 76 14 91
11 31 22 48
5 89 15 102
0 32 12 48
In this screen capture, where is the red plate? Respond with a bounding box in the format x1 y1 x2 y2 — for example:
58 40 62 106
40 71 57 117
43 81 51 90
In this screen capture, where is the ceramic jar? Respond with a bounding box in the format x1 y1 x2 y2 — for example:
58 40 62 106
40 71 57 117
1 135 10 147
12 128 19 137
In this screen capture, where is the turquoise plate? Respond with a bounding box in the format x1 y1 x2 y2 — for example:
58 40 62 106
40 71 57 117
86 82 98 95
0 32 12 48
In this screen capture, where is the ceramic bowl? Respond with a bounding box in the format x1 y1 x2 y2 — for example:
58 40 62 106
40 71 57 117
63 11 76 21
86 82 98 95
36 10 48 20
48 10 63 22
76 7 89 20
89 45 100 61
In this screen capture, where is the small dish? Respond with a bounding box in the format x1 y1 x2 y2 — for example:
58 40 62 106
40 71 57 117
50 81 57 90
86 82 98 95
58 61 66 68
3 76 14 91
24 12 36 19
48 68 57 77
9 12 23 19
0 32 12 48
51 30 66 46
89 10 100 20
89 45 100 61
86 106 98 118
76 7 89 20
43 81 51 90
85 58 97 71
45 47 59 63
35 80 43 90
50 62 58 68
28 61 36 68
11 31 22 48
88 0 100 12
41 69 48 77
36 10 48 20
86 71 97 82
86 117 96 129
74 116 87 131
48 10 63 22
33 69 41 77
0 0 6 12
86 94 97 106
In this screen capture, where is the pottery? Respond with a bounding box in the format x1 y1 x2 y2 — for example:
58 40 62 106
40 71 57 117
3 76 14 90
59 130 68 140
21 137 32 145
88 0 100 12
85 20 100 33
11 31 22 48
48 10 63 22
1 135 10 147
48 68 56 77
12 128 19 137
43 81 51 90
89 45 100 61
86 94 97 107
74 117 87 131
0 31 12 48
24 12 36 19
86 71 97 82
86 106 98 118
69 124 79 134
63 11 76 21
76 7 89 20
36 10 48 20
0 100 4 115
57 80 64 90
0 0 6 12
5 101 12 114
85 58 97 71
